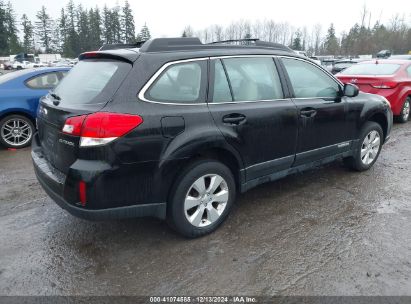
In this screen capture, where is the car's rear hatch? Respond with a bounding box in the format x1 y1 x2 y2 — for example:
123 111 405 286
337 75 397 93
36 55 134 174
336 62 401 93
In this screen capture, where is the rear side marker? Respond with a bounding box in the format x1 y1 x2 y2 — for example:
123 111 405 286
62 112 143 147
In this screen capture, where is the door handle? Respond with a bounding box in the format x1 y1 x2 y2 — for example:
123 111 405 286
300 109 317 118
222 114 246 125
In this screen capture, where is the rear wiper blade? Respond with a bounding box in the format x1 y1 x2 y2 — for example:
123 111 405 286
50 93 61 101
50 92 61 106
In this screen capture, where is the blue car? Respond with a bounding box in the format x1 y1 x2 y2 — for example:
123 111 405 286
0 67 70 148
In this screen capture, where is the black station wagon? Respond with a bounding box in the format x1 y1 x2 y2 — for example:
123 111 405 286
32 38 393 237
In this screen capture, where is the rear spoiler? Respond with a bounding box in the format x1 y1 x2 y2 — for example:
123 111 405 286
78 49 140 63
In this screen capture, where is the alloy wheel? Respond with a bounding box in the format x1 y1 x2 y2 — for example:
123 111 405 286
402 100 410 121
184 174 229 227
0 118 32 147
360 130 381 165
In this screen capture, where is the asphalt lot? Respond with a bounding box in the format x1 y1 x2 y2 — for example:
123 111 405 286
0 123 410 296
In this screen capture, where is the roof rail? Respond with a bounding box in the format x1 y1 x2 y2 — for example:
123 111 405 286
99 41 147 51
209 38 292 52
136 37 292 53
208 38 260 45
139 38 203 52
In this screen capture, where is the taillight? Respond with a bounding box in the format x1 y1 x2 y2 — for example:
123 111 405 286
62 112 143 147
372 81 398 89
62 115 87 136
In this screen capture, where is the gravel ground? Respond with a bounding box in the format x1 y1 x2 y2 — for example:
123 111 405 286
0 123 410 296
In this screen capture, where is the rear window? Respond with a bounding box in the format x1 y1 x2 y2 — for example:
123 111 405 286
53 59 131 105
340 63 401 75
334 62 354 69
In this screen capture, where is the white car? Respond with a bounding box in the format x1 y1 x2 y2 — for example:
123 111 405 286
12 61 31 69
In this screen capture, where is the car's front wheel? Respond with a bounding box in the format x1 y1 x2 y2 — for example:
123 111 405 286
168 160 236 238
0 115 35 149
344 121 383 171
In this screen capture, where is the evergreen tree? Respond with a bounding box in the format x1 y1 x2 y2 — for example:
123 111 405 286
121 0 135 43
5 1 20 53
58 9 68 55
21 14 34 53
111 5 122 43
0 1 8 55
35 6 53 53
77 4 90 52
103 5 113 44
136 23 151 42
88 7 102 50
324 23 339 55
292 29 302 50
64 0 79 57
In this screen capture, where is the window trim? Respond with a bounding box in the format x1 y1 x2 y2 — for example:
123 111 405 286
138 55 344 106
138 57 209 106
24 72 61 90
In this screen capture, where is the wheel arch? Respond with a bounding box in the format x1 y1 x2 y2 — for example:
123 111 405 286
160 143 245 205
0 110 36 126
365 112 388 142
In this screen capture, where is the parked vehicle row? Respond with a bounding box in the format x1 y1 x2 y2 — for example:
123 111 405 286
30 38 393 237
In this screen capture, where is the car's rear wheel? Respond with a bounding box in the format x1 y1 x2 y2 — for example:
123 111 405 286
168 160 236 238
0 115 35 149
344 121 383 171
396 97 410 123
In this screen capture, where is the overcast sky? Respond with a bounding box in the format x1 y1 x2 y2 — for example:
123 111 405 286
11 0 411 37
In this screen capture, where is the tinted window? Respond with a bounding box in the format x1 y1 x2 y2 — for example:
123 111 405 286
340 63 401 75
407 65 411 77
147 61 204 103
53 60 130 105
222 57 283 101
282 58 340 98
212 60 232 103
25 72 61 89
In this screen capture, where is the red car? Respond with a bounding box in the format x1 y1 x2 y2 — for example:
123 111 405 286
337 60 411 123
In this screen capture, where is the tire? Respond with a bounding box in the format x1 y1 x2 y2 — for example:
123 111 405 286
167 159 236 238
0 115 35 149
344 121 383 171
396 97 410 123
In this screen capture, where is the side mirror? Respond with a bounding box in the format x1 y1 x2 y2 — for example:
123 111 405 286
344 83 359 98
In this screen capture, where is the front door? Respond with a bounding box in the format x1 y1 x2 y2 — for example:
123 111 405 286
280 57 351 166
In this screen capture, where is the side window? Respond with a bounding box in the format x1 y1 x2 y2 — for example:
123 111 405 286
282 58 340 98
212 60 233 103
222 57 283 101
407 65 411 77
25 72 61 89
146 61 205 103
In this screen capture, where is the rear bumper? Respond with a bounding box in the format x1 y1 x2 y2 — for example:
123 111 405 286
32 145 166 220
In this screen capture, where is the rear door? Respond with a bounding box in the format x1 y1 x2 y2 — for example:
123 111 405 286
208 56 298 181
37 59 132 174
280 57 350 166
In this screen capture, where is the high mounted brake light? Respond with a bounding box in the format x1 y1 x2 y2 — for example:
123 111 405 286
62 112 143 147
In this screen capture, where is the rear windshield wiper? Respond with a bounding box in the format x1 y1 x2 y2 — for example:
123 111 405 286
50 92 61 106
